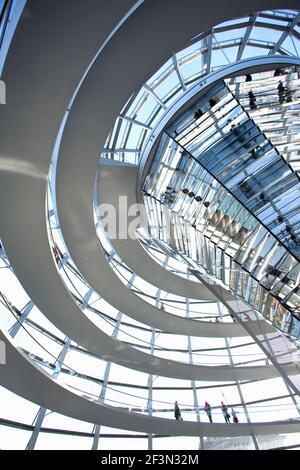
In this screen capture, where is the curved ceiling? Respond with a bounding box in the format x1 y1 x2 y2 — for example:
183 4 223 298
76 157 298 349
1 0 300 444
97 158 235 301
2 329 300 437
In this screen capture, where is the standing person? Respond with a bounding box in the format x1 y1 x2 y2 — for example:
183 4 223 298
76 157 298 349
274 67 281 77
174 401 182 421
245 74 252 82
248 90 257 109
221 401 230 423
194 108 203 119
231 409 239 423
230 123 240 137
204 401 213 423
209 97 217 108
277 80 285 104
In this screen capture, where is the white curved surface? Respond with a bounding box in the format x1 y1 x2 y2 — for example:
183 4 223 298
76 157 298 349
0 0 299 440
1 329 300 437
98 159 234 301
0 1 270 339
0 0 279 380
0 2 270 342
0 0 288 382
56 0 289 334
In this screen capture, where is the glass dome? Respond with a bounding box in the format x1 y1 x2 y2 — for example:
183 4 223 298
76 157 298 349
0 2 300 450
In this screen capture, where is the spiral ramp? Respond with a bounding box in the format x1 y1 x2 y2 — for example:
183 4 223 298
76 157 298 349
0 0 300 450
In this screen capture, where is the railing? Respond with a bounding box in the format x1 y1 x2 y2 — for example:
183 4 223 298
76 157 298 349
0 0 13 52
2 289 300 423
144 194 300 340
143 77 300 331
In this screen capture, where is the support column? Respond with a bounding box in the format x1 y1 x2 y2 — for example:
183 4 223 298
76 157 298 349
218 303 259 449
147 327 156 451
186 296 204 450
92 271 135 449
193 269 300 397
25 337 71 450
92 310 123 450
9 300 34 338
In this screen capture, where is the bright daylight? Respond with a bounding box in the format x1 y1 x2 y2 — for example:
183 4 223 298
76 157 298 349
0 0 300 453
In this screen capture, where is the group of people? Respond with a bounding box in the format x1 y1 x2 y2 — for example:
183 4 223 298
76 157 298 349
204 401 239 424
194 68 295 123
193 96 219 120
175 401 239 423
247 82 294 109
245 71 295 109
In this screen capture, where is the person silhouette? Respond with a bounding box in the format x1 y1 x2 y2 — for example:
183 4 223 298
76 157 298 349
231 409 239 423
221 401 230 423
209 97 217 108
194 109 203 119
174 401 182 421
277 80 285 104
204 401 213 423
248 90 257 109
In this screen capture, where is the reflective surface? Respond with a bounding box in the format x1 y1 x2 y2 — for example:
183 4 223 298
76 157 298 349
143 71 300 328
1 4 300 450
